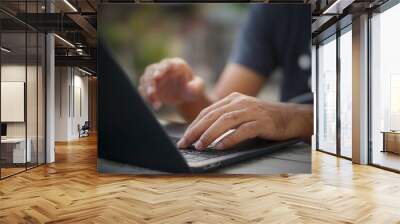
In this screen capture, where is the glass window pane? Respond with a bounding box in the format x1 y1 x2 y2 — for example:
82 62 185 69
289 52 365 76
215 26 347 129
371 3 400 171
38 33 46 165
27 31 38 169
1 30 28 177
0 1 46 179
339 29 352 158
317 37 337 154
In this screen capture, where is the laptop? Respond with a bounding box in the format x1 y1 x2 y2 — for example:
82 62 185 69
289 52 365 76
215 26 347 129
98 40 299 173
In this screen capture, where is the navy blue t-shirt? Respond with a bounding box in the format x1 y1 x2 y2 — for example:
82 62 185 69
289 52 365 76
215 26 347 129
230 4 312 103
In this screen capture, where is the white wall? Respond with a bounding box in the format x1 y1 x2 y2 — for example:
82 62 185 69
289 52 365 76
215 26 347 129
55 67 70 141
72 73 89 138
1 64 46 164
55 67 89 141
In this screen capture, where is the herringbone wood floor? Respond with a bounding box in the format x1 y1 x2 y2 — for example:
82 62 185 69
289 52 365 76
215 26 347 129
1 135 400 224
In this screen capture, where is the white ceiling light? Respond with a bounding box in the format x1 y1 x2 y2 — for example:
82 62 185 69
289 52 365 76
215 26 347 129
1 47 11 53
323 0 354 15
54 34 75 48
63 0 78 12
78 67 93 76
76 49 85 55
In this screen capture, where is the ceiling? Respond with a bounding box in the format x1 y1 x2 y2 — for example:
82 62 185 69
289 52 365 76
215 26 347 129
1 0 97 72
0 0 391 73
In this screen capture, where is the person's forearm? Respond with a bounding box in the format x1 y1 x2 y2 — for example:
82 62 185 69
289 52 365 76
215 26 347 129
177 93 214 122
284 104 314 142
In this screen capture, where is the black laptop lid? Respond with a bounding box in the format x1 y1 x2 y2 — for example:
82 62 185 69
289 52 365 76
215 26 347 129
97 39 190 173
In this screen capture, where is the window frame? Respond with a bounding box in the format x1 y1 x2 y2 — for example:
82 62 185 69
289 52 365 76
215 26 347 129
314 15 353 160
0 1 48 180
367 0 400 173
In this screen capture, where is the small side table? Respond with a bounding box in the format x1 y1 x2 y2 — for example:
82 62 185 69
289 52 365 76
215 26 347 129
381 131 400 154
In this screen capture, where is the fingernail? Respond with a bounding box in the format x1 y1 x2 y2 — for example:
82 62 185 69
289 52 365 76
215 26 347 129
215 142 224 150
194 140 203 150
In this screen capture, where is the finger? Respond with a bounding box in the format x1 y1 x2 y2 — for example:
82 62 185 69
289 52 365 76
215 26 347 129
146 83 162 109
156 58 190 84
140 61 176 109
166 58 193 81
151 59 190 106
185 92 243 134
138 84 146 99
153 60 173 82
215 121 259 150
183 76 204 101
186 96 233 132
141 64 159 103
138 84 162 109
179 104 238 147
139 64 155 98
144 64 171 108
189 92 241 129
195 110 251 149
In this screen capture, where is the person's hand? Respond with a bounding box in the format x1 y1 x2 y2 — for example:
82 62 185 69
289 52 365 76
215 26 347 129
139 58 205 109
177 92 313 150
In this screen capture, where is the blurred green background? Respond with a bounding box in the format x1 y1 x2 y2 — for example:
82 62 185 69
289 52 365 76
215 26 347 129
99 4 248 86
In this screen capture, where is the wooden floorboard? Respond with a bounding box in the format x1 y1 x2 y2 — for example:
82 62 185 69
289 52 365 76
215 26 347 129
1 135 400 223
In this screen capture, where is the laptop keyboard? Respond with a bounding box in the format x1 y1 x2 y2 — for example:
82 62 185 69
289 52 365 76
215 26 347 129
169 136 237 162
